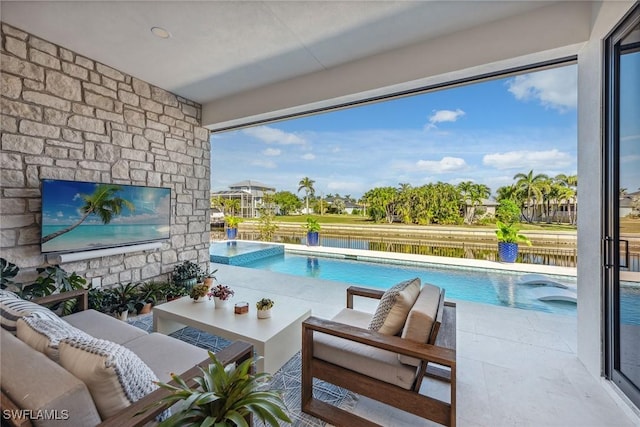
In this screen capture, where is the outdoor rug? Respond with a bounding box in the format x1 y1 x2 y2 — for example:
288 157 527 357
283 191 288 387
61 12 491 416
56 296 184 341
128 314 357 426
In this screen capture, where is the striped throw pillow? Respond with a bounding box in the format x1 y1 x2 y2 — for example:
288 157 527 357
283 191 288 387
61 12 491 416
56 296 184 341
0 290 59 335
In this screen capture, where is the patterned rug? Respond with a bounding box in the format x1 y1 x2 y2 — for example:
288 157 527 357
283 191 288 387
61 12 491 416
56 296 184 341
128 314 357 426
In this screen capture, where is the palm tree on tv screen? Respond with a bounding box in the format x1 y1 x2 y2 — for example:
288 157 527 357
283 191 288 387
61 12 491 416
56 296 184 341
41 184 135 243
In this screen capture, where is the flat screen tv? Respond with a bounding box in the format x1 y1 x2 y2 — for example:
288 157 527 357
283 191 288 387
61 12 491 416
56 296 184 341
41 179 171 254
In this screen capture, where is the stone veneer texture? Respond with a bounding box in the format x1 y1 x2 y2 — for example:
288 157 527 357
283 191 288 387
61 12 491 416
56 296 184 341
0 23 211 285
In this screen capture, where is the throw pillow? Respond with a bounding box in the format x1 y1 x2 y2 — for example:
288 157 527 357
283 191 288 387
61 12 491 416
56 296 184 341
17 315 92 361
0 290 60 335
58 336 167 420
368 278 421 335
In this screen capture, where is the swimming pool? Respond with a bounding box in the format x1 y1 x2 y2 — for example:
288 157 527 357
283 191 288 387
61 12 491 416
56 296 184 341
240 253 579 316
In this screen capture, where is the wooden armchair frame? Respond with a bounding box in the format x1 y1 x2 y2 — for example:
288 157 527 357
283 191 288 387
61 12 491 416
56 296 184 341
1 290 254 427
302 286 457 426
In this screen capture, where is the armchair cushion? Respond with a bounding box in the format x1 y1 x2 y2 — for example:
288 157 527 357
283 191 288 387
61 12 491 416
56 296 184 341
58 336 164 420
315 308 417 390
399 282 442 366
0 290 59 334
367 277 421 335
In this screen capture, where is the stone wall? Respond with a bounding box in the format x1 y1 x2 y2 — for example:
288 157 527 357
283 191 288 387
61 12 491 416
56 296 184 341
0 23 211 286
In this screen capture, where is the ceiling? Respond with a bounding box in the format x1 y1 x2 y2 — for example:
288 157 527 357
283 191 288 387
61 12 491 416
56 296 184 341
2 1 592 128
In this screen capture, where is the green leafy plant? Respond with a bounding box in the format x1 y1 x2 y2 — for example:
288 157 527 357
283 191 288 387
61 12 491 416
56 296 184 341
172 261 204 283
111 282 141 314
256 298 274 311
29 265 87 314
303 217 321 233
225 215 243 229
152 351 291 427
0 258 19 290
495 221 532 245
189 283 210 301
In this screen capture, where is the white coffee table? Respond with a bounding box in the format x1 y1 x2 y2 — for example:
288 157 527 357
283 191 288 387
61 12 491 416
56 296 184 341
153 288 311 373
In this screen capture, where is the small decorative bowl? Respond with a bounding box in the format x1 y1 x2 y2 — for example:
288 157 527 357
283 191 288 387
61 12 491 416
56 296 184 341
234 301 249 314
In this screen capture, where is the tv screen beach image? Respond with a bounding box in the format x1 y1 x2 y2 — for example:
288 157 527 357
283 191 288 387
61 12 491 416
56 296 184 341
41 180 171 253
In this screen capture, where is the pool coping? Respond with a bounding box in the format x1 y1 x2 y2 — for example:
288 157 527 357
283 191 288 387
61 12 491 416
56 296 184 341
284 243 577 277
213 239 577 278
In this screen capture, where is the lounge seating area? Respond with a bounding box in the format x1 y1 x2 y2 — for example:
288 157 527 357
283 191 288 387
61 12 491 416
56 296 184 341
0 289 253 427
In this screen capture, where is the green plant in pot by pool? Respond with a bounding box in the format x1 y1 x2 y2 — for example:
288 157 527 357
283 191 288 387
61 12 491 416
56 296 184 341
172 261 204 288
225 215 243 229
495 221 531 263
151 351 291 427
303 217 321 246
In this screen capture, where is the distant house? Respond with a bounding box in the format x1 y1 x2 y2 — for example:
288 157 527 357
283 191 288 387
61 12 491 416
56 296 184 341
620 191 640 217
211 180 275 218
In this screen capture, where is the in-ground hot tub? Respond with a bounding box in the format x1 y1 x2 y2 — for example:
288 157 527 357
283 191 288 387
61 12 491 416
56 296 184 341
209 241 284 265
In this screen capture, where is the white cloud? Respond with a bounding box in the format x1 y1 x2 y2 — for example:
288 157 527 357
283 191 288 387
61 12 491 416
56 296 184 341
483 149 572 170
507 66 577 112
262 148 281 156
428 109 465 124
301 153 316 160
621 154 640 163
251 159 277 169
415 156 468 173
242 125 307 145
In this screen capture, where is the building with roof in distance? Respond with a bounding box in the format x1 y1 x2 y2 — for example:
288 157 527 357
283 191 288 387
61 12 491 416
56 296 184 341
211 180 276 218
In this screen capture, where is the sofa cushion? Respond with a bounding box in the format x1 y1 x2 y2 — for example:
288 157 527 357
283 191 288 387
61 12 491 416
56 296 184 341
368 278 421 336
64 309 148 345
0 290 60 335
17 315 92 361
58 336 163 420
315 308 416 390
1 329 101 426
124 332 209 382
399 282 442 366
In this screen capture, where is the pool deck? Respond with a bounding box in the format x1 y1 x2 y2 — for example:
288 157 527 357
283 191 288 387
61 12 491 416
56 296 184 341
211 258 639 426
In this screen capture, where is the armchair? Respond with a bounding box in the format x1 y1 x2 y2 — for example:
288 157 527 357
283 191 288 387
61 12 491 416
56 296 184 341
302 284 456 426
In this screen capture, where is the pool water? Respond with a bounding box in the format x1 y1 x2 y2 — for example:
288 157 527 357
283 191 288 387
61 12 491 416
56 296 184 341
240 253 579 316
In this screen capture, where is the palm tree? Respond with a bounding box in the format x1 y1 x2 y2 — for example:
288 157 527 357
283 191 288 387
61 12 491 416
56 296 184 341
297 177 315 214
513 170 549 222
42 184 134 243
555 173 578 224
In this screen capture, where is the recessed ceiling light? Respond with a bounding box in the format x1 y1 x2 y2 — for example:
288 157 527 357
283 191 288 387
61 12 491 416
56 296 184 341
151 26 171 39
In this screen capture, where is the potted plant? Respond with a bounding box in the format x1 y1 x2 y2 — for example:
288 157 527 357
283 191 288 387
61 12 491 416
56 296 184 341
208 284 235 308
303 217 321 246
135 281 164 314
189 283 210 303
165 283 189 301
172 261 203 289
256 298 274 319
151 351 291 426
495 220 532 263
199 269 218 288
110 282 141 321
225 216 243 240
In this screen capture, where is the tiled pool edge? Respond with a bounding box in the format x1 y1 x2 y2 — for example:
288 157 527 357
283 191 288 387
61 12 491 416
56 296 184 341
210 241 284 265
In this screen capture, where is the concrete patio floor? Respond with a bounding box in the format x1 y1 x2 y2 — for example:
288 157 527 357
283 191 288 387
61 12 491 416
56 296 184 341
211 262 640 426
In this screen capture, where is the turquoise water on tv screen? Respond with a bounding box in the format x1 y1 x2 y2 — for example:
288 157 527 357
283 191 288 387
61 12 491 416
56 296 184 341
41 224 168 253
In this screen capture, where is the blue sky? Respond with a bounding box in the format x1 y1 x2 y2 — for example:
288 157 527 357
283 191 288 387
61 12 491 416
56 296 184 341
211 64 578 199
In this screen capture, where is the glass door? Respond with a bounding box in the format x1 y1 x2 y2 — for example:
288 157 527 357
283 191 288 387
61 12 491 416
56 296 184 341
604 4 640 409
